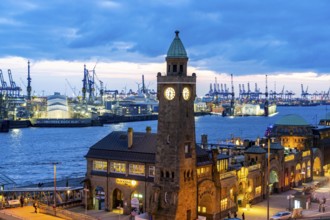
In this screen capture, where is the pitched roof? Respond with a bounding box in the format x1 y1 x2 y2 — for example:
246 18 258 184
167 30 188 58
86 131 210 164
85 131 157 163
245 145 266 154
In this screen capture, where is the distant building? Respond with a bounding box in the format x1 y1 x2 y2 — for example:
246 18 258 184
46 92 70 118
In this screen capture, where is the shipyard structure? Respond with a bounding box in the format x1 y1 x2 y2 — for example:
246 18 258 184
84 31 330 219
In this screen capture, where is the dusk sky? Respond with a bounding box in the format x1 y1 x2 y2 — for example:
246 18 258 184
0 0 329 97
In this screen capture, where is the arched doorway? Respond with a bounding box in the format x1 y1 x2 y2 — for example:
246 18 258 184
95 186 105 210
269 170 279 193
113 188 124 210
314 157 322 176
199 194 213 215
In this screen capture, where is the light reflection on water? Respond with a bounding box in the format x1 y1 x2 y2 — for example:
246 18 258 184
0 105 328 186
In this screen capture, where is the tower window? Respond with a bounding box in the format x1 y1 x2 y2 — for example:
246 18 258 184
180 65 183 73
185 143 192 158
173 65 177 72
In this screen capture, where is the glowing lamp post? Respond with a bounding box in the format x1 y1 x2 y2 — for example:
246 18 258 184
84 188 89 215
52 162 60 216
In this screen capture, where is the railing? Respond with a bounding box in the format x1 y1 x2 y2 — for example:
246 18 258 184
220 171 236 180
248 164 260 172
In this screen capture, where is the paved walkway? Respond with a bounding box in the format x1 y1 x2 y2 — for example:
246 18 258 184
0 206 63 220
235 178 330 220
0 205 132 220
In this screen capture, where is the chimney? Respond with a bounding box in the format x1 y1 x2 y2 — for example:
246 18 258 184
127 127 133 149
146 126 151 134
201 134 208 149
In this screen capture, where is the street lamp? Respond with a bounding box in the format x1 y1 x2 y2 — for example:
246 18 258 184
52 162 60 216
84 188 89 215
267 138 270 220
287 195 294 211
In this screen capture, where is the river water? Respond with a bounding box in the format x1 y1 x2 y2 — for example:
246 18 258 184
0 105 328 186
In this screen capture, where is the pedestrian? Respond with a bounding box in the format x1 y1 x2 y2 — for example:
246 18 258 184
323 204 325 213
33 201 38 213
227 210 232 218
319 203 322 212
20 196 24 207
242 212 245 220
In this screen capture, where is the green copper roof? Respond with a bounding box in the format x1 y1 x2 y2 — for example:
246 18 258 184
167 30 188 58
275 114 309 126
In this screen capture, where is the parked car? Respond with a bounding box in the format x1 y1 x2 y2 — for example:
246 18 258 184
270 211 292 220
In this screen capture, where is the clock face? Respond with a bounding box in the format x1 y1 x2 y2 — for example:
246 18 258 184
182 87 190 100
164 87 175 100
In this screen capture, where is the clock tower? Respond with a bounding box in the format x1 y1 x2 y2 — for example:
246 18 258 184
151 31 197 220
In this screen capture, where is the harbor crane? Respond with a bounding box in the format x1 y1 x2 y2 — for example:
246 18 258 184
0 69 8 94
301 84 310 99
229 74 235 116
8 69 21 97
82 64 88 103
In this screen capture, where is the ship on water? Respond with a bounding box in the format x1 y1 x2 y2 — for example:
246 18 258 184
208 74 277 117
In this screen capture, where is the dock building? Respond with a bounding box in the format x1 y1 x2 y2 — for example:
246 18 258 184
84 31 330 219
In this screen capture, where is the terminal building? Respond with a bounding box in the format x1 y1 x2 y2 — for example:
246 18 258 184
84 31 330 219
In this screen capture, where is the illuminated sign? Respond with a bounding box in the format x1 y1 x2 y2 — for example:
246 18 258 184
285 155 295 162
302 151 310 157
116 178 137 186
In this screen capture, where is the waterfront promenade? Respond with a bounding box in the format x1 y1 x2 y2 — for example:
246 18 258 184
2 178 330 220
0 206 131 220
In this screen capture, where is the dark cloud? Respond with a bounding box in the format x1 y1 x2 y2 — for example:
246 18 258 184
1 0 330 74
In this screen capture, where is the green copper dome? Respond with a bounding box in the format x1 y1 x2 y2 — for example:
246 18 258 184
166 30 188 58
275 114 309 126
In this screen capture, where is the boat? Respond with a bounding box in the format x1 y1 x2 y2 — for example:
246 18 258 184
218 102 277 117
0 120 9 132
31 118 102 127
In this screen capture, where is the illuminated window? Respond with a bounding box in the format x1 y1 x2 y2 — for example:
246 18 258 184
93 160 107 172
129 164 145 176
149 166 155 177
132 193 143 198
197 206 206 213
110 162 126 174
220 198 227 210
217 159 228 173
